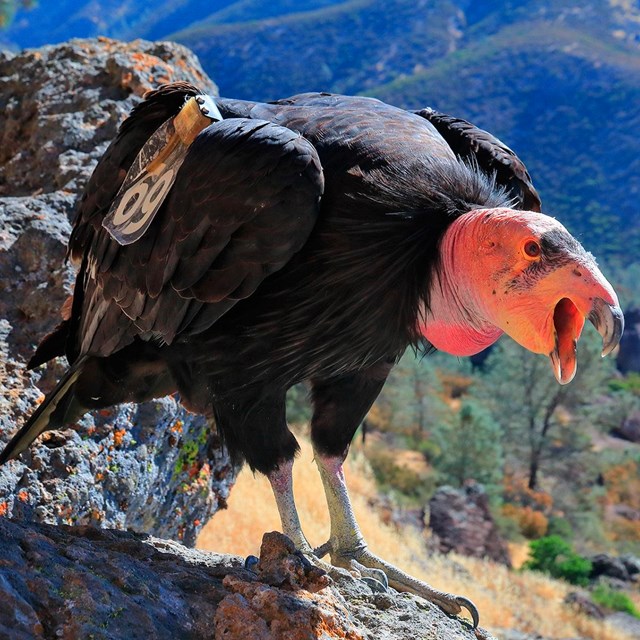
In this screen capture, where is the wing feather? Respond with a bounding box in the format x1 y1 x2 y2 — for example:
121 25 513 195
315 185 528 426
71 110 323 358
415 108 541 211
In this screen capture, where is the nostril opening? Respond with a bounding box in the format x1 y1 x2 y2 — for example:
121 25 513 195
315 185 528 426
573 268 583 277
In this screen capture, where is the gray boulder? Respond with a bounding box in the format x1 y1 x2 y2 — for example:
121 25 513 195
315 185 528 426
0 37 234 546
590 553 631 582
621 554 640 579
612 410 640 444
429 482 512 567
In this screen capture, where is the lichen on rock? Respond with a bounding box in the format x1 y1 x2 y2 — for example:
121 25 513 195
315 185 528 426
0 37 233 546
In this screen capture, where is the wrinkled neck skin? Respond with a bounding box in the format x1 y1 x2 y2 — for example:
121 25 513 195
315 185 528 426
420 209 503 356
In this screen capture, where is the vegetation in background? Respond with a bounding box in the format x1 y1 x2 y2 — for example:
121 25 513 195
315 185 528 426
475 332 613 491
591 584 640 618
523 535 592 586
430 400 504 500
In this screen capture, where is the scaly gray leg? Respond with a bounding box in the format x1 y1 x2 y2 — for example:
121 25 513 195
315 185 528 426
267 459 313 553
313 451 480 628
267 458 378 585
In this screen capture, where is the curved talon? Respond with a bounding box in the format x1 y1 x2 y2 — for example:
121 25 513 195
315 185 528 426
360 576 387 593
244 555 259 572
456 595 479 629
352 562 388 590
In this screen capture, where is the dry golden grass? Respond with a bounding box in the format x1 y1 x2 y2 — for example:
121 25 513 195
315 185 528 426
198 436 633 640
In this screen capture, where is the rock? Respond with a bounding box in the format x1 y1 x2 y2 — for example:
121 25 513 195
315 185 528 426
606 611 640 639
589 553 631 582
611 410 640 444
0 518 489 640
612 503 640 522
617 307 640 374
254 531 330 592
0 38 233 545
563 591 605 619
620 554 640 578
428 482 512 567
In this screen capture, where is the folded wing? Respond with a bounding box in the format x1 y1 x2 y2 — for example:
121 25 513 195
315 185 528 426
70 113 324 358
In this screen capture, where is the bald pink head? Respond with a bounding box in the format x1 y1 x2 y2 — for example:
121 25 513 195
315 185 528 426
419 208 623 384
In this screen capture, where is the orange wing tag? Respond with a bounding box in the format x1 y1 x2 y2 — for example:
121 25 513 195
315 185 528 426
103 95 222 245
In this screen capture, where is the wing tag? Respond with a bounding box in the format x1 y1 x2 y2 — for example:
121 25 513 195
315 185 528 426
102 95 222 245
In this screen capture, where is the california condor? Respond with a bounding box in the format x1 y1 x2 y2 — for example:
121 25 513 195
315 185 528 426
0 83 623 627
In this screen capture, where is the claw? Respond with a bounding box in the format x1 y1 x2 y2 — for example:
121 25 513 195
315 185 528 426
351 561 388 590
244 554 259 572
456 595 480 628
360 576 387 592
313 540 332 558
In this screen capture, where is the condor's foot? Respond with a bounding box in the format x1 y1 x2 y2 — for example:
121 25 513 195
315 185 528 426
315 542 479 627
313 452 480 629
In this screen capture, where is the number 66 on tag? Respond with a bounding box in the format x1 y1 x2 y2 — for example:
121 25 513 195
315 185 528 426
103 95 221 246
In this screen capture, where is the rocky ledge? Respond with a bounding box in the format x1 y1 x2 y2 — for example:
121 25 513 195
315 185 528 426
1 520 484 640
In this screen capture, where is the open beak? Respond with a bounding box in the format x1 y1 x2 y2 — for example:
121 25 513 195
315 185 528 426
549 296 624 384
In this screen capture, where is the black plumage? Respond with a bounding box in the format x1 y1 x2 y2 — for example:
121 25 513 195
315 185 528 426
2 84 534 473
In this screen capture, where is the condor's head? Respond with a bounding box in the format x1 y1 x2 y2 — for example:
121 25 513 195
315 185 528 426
420 208 623 384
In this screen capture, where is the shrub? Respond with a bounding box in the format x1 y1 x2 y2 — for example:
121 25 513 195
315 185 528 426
592 584 640 618
546 516 574 540
502 504 549 539
523 535 592 586
367 448 435 502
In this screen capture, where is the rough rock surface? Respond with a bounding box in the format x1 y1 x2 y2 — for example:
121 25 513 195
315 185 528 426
429 483 512 567
617 307 640 374
612 410 640 444
589 553 640 582
0 38 233 545
0 520 488 640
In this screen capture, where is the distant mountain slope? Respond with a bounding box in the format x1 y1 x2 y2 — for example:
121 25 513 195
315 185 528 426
0 0 238 48
2 0 638 259
372 20 640 257
0 0 344 48
168 0 640 258
171 0 462 99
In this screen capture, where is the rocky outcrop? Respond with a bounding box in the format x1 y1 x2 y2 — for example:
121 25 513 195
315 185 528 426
0 519 487 640
429 482 512 567
0 38 233 545
589 553 640 583
617 307 640 374
611 410 640 444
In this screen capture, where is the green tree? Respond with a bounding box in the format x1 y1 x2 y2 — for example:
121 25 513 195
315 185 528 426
474 330 614 490
523 535 592 586
431 399 504 499
374 350 448 439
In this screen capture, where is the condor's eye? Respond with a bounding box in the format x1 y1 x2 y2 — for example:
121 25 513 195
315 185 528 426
523 240 541 259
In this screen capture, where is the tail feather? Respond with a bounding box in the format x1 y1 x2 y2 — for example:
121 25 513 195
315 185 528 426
0 358 86 464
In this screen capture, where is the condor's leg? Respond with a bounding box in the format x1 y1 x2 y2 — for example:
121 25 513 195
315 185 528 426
213 388 311 552
310 366 480 628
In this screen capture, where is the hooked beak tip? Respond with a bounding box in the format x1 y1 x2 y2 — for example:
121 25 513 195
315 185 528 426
588 298 624 357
